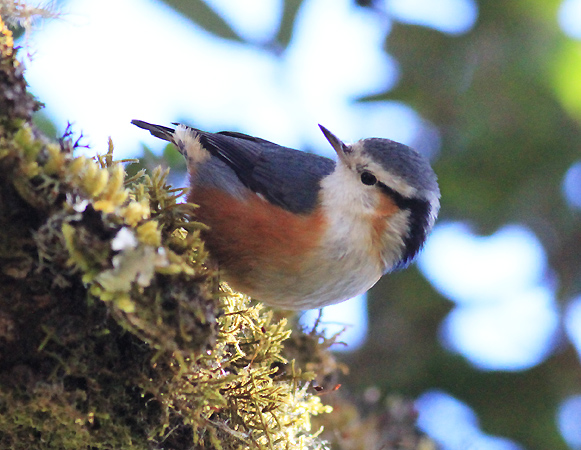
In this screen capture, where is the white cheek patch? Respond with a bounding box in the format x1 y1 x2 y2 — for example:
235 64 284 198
321 162 378 214
319 164 387 259
174 125 211 165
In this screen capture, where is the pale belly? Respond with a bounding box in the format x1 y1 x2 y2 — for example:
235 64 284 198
222 242 384 309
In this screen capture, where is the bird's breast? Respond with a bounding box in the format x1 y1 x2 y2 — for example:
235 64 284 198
187 186 384 308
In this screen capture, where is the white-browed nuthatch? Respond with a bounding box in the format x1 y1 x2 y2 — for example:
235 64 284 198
133 120 440 309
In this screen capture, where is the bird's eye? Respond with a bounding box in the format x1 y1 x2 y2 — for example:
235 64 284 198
360 171 377 186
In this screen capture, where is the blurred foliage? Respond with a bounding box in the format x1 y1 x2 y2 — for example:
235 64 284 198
163 0 306 49
163 0 242 41
166 1 581 449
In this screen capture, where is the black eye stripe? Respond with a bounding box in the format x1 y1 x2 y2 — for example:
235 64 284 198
377 181 412 210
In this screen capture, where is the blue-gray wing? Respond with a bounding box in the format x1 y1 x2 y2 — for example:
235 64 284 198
198 130 335 214
131 121 335 214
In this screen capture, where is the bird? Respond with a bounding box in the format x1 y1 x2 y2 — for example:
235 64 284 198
132 120 440 310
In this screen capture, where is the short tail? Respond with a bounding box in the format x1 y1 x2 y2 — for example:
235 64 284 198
133 120 210 164
131 120 176 143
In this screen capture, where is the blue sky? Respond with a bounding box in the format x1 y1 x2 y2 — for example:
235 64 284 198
20 0 581 448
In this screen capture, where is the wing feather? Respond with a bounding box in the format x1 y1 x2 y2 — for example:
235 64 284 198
133 120 335 213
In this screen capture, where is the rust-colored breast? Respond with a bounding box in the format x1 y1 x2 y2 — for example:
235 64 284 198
188 186 327 292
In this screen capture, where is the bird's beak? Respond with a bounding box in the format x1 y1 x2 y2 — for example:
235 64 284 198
319 124 350 163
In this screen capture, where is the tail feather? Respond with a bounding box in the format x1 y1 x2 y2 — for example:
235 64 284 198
131 120 175 143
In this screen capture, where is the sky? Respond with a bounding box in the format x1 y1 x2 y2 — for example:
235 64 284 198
19 0 581 448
